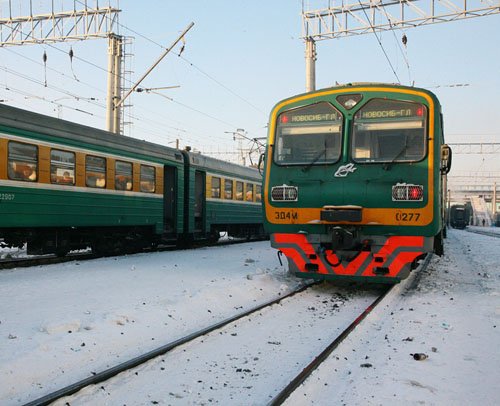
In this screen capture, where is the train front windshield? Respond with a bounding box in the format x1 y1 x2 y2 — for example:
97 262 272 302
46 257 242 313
274 102 342 165
352 99 427 163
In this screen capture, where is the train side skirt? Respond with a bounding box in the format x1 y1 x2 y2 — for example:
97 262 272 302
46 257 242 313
271 233 429 283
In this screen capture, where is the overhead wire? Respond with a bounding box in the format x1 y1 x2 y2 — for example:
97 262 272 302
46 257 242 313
1 48 197 140
357 0 401 83
1 32 240 143
4 47 104 95
377 4 413 85
3 1 265 150
74 0 267 116
0 65 104 110
1 83 97 116
177 54 267 116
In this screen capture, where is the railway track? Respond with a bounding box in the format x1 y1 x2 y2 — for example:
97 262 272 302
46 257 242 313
466 228 500 238
11 251 432 405
269 253 433 405
0 251 97 270
267 285 393 405
22 282 399 405
24 282 316 406
0 236 262 270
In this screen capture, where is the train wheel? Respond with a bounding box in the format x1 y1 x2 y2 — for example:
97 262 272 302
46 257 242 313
209 230 220 244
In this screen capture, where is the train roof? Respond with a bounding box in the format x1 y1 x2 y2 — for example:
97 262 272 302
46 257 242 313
184 150 261 181
272 82 440 109
0 103 184 165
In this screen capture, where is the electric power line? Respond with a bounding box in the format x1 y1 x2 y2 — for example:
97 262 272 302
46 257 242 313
357 0 401 83
73 0 267 116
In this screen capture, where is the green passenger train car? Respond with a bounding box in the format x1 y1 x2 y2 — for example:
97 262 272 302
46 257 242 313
0 103 263 255
182 151 263 241
262 83 452 283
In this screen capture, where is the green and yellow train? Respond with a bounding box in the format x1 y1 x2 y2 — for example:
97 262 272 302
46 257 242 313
0 103 264 256
262 83 451 283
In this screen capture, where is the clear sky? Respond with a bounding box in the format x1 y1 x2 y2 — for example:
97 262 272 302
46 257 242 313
0 0 499 176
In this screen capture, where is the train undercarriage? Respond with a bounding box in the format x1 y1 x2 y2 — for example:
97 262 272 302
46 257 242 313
1 223 267 257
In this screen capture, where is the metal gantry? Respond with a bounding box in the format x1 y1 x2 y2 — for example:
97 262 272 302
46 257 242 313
0 1 120 46
302 0 500 40
448 171 499 210
0 1 128 134
301 0 500 90
446 143 500 204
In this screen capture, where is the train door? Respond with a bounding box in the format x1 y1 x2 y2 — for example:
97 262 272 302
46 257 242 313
194 170 205 233
163 166 177 234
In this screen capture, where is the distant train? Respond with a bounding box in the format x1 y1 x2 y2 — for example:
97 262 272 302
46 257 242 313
0 103 264 256
262 83 451 283
449 204 468 229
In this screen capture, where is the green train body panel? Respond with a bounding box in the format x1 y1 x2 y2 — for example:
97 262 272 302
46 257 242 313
0 185 163 231
263 84 444 237
206 201 262 228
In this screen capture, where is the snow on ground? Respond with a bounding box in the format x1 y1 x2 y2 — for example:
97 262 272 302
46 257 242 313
0 229 499 405
0 242 301 404
287 228 500 405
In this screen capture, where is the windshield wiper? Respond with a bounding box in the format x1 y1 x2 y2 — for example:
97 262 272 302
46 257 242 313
301 149 326 172
383 141 408 171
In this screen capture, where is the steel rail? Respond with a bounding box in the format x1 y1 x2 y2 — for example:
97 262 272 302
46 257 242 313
23 282 316 406
267 254 433 405
465 229 500 238
0 251 96 270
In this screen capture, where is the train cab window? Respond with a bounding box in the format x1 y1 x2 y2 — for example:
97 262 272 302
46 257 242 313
236 181 244 200
352 99 427 163
115 161 133 191
224 179 233 199
51 149 75 185
246 183 254 201
211 177 221 198
255 185 262 203
140 165 156 193
7 141 38 182
86 155 106 188
274 102 342 165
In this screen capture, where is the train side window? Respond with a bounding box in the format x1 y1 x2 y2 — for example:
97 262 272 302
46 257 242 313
7 141 38 182
236 181 244 200
246 183 254 201
255 185 262 202
211 177 221 198
140 165 156 193
115 161 133 191
51 149 75 185
224 179 233 199
352 99 427 163
86 155 106 188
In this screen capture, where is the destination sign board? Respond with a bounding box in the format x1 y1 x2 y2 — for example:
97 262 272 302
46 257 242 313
279 102 342 125
283 113 339 123
359 108 413 119
356 101 425 121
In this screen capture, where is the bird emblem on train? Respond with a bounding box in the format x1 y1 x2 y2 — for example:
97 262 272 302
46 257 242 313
334 163 357 178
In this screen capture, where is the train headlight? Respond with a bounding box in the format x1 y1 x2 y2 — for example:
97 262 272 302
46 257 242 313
271 185 298 202
392 183 423 201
